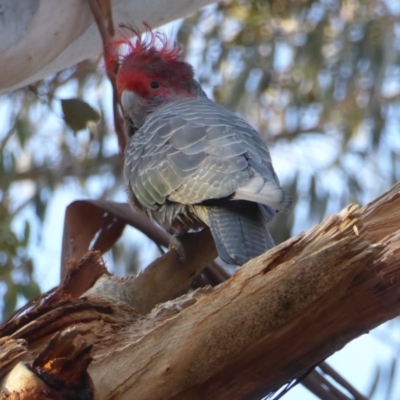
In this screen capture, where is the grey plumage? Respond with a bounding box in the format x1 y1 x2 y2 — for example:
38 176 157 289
206 202 275 265
124 96 291 265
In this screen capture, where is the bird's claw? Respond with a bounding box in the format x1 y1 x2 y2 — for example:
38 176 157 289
169 234 186 264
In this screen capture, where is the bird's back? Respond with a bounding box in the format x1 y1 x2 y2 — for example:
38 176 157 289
124 97 291 264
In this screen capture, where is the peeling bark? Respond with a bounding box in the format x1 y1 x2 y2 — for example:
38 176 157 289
1 184 400 399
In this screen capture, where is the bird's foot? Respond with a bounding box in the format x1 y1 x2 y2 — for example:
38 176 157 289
168 233 186 264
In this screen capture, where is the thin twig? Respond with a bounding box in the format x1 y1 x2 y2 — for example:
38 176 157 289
202 262 230 285
0 105 22 151
103 0 115 36
87 0 111 43
302 375 341 400
319 361 369 400
303 369 354 400
87 0 126 155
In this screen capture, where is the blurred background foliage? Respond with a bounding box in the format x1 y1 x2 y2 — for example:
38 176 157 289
179 0 400 245
0 0 399 396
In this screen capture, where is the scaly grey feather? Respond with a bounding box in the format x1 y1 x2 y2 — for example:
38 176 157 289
206 202 275 265
124 96 291 264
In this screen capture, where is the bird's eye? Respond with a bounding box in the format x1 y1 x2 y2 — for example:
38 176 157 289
150 81 160 89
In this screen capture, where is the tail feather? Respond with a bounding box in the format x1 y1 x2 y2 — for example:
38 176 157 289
206 202 274 265
233 176 292 213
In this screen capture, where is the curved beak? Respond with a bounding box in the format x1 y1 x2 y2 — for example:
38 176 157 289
121 90 141 111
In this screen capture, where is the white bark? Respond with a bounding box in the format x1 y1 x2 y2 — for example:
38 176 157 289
0 0 215 94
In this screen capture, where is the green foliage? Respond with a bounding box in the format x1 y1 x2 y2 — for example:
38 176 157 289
178 0 400 232
0 204 40 320
61 98 100 132
0 61 122 321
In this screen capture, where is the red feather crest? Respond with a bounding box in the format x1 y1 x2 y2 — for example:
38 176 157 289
105 23 183 77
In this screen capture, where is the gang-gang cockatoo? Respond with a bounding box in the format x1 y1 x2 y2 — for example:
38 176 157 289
110 29 292 265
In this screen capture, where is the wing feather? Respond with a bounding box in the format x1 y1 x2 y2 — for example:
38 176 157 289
124 97 291 212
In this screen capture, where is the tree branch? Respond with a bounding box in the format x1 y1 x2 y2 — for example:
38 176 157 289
0 0 216 94
87 0 126 154
1 183 400 399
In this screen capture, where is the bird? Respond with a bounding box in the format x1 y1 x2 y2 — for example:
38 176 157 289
110 28 292 265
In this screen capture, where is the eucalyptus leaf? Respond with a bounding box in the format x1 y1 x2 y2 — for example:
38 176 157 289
61 98 100 132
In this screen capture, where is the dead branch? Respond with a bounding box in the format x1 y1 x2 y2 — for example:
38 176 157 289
1 183 400 399
84 228 218 314
61 199 229 287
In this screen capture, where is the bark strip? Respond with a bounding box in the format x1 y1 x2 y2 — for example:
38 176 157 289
1 184 400 400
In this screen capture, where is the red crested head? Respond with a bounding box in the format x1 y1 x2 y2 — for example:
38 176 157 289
107 25 197 100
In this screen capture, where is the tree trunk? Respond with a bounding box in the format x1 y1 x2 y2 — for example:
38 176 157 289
0 0 215 94
1 183 400 399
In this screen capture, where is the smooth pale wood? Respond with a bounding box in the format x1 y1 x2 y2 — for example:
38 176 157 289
1 184 400 399
0 0 215 94
84 228 218 314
